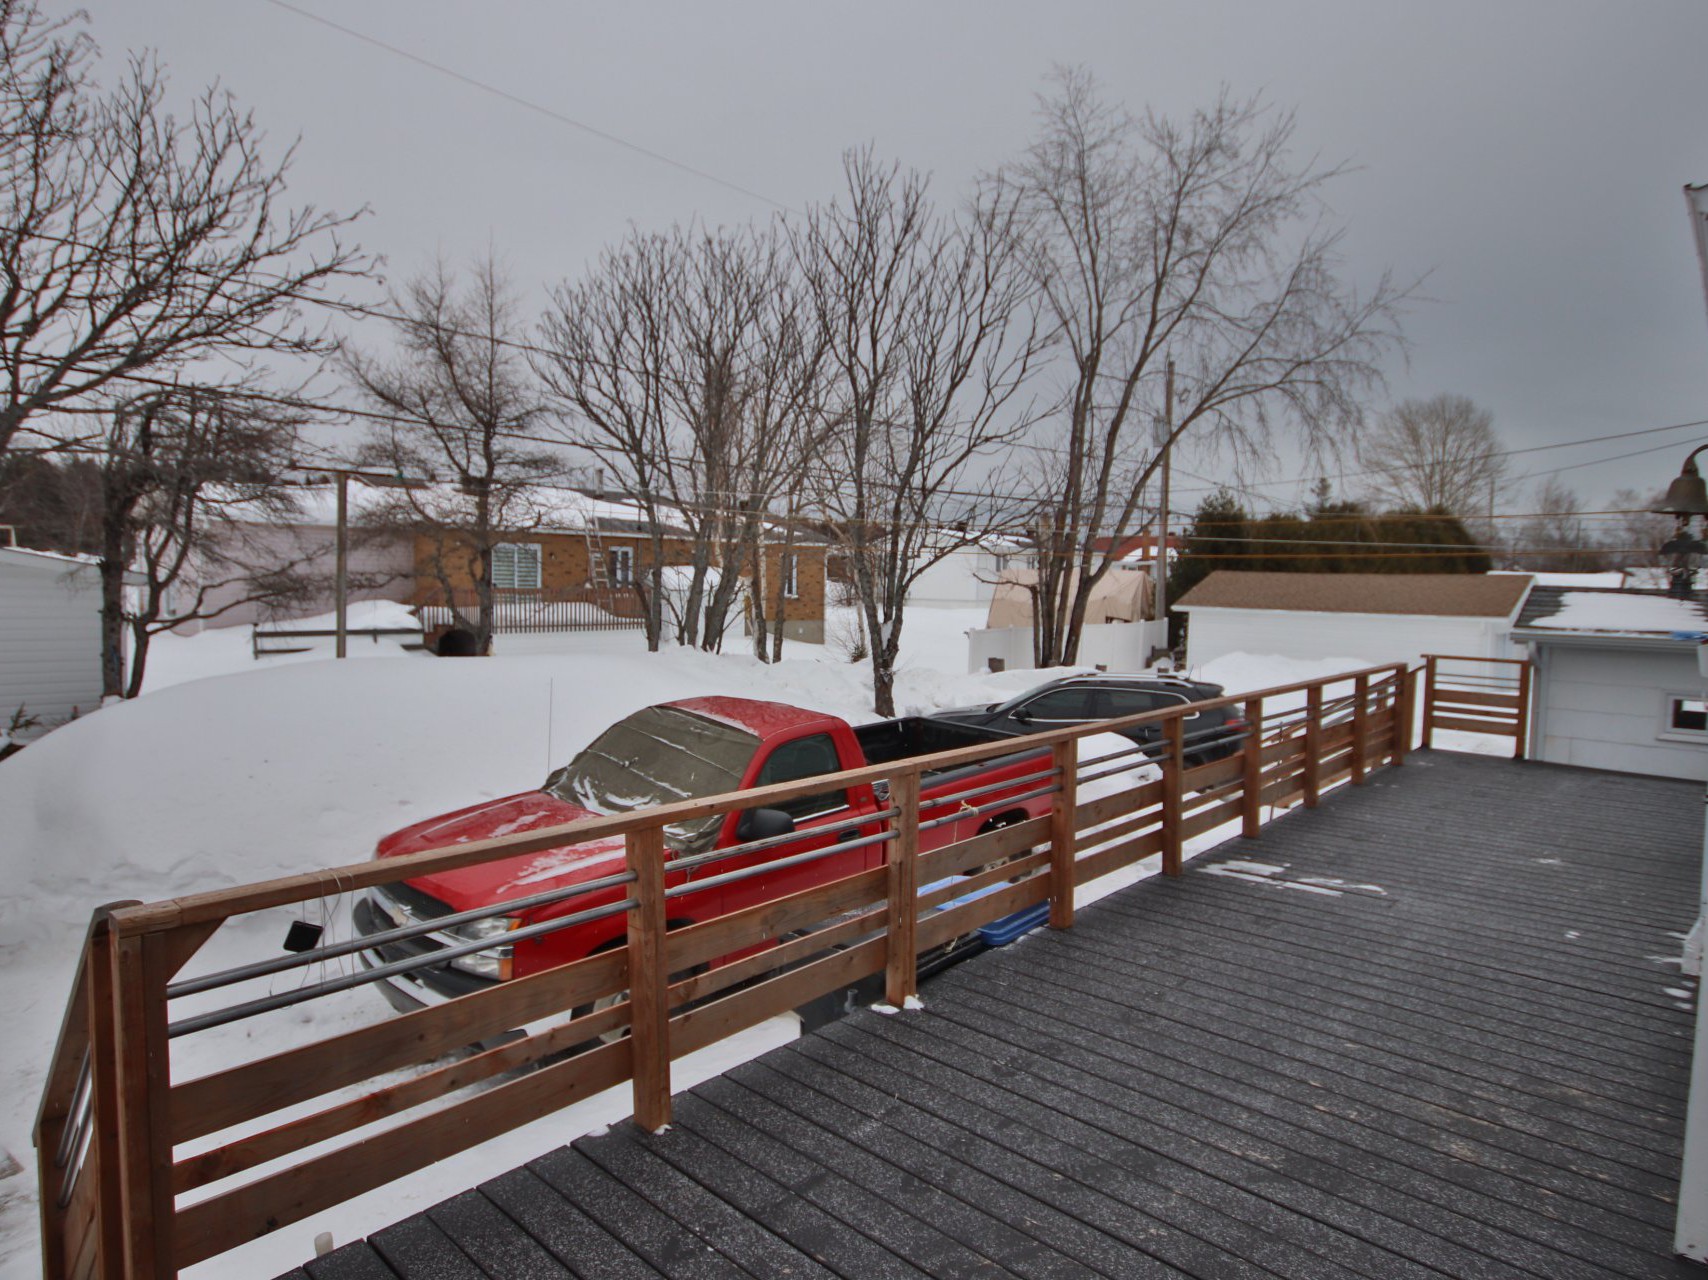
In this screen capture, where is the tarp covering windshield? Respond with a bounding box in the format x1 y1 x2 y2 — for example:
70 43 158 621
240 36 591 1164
545 705 759 850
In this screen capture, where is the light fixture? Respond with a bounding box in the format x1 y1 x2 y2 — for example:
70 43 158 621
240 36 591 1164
1653 445 1708 596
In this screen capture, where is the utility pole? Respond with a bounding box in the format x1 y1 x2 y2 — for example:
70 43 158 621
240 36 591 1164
290 465 426 658
335 470 349 658
1152 358 1174 665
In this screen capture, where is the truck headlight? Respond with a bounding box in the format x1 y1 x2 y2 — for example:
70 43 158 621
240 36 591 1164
447 915 518 980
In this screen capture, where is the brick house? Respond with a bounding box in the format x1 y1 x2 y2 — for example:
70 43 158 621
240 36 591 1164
413 490 828 644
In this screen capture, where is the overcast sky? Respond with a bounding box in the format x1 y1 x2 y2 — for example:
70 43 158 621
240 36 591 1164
74 0 1708 515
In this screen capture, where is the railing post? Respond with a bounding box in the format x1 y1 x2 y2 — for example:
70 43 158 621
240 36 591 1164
885 771 921 1006
112 931 174 1280
1303 684 1323 808
1049 741 1078 929
88 921 126 1280
1351 674 1369 784
1515 659 1533 760
626 825 671 1132
1162 714 1185 876
1395 665 1415 764
1421 655 1438 749
1241 696 1264 838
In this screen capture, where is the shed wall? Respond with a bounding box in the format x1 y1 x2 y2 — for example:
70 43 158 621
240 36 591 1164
1182 605 1515 671
1531 642 1707 781
0 557 103 726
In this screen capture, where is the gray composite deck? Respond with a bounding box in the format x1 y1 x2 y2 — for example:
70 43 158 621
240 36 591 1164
283 751 1706 1279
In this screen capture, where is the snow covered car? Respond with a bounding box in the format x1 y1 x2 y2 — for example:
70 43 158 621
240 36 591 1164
930 673 1247 766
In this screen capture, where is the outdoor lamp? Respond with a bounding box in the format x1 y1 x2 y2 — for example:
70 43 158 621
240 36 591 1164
1654 445 1708 596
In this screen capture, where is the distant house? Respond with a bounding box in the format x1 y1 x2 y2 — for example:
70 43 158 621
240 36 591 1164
1513 585 1708 782
0 545 105 733
413 489 830 645
1175 571 1534 671
169 480 414 632
906 535 1032 609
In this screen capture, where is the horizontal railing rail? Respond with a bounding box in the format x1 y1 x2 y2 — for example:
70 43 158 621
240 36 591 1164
34 662 1411 1278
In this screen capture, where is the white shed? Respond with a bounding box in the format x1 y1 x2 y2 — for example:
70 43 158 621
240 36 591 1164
1175 571 1533 671
1515 586 1708 782
0 546 104 733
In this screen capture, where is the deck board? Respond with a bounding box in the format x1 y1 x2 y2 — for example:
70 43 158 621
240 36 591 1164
275 752 1707 1278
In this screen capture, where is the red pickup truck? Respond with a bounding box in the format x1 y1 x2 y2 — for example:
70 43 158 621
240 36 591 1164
354 696 1052 1012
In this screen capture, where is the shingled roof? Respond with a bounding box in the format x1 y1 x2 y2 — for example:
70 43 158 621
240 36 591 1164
1175 570 1534 617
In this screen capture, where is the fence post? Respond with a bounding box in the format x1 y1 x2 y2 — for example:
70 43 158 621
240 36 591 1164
1351 674 1369 784
1162 714 1185 876
111 931 174 1280
1421 655 1438 749
626 825 671 1132
1303 684 1323 808
1515 660 1533 760
1048 741 1078 930
885 771 922 1006
1393 665 1413 765
1241 697 1264 838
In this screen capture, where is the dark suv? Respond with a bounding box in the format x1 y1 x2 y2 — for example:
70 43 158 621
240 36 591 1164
930 673 1247 766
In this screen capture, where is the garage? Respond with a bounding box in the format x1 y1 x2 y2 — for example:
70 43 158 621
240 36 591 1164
1516 586 1708 782
1175 571 1533 671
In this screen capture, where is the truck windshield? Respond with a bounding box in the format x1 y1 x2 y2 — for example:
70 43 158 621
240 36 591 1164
545 705 758 850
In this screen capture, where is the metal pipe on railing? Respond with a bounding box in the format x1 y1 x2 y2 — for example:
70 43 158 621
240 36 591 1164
167 868 643 999
916 781 1063 833
665 808 899 876
663 830 898 899
167 896 638 1038
52 1051 91 1173
919 765 1058 813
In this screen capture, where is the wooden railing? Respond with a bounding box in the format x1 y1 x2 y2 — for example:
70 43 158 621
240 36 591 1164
33 662 1409 1278
1420 653 1532 759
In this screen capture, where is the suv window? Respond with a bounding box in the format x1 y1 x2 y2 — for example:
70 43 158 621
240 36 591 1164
1018 688 1096 721
1099 688 1185 718
756 733 847 820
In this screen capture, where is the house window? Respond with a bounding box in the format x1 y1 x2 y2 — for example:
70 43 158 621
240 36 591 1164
491 542 541 590
1662 693 1708 741
609 546 634 587
781 554 799 600
991 554 1008 575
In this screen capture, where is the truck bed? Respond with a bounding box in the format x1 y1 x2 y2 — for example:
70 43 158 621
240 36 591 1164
852 716 1016 767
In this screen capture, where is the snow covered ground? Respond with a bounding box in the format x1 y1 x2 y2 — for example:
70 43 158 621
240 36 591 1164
0 613 1490 1278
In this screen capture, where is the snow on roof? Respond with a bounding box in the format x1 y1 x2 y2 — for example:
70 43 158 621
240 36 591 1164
1515 587 1708 638
1491 569 1625 590
1175 571 1533 618
0 544 101 570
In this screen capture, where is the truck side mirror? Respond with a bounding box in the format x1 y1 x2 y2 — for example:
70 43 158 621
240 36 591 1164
736 807 796 842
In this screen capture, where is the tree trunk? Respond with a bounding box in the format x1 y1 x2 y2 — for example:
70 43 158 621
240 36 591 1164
124 618 152 699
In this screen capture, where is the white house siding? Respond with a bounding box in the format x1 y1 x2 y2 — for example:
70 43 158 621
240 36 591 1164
1181 606 1518 673
180 525 415 631
1529 641 1707 782
908 549 1015 609
0 552 103 726
966 621 1168 674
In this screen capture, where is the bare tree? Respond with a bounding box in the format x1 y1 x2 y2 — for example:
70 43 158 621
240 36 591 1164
1602 488 1671 570
0 1 368 459
95 387 312 697
796 149 1044 716
1358 394 1505 518
348 258 561 654
1508 478 1608 573
1000 69 1406 666
539 222 827 654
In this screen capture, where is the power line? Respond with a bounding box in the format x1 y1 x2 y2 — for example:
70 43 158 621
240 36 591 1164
263 0 796 215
